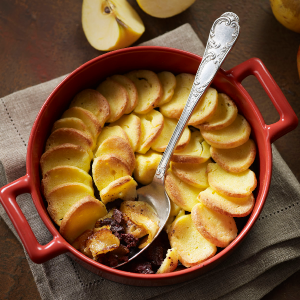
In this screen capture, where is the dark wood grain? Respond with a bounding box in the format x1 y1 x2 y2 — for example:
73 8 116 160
0 0 299 299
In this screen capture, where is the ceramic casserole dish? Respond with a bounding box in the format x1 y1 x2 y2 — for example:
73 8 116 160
0 46 298 286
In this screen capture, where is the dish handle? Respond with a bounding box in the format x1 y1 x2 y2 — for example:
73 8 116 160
0 174 68 263
229 57 298 143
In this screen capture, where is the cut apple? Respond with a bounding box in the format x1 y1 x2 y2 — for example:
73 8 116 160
137 0 195 18
82 0 145 51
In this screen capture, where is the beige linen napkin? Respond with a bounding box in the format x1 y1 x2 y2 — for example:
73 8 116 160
0 24 300 300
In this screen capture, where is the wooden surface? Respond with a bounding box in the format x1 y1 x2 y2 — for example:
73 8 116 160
0 0 300 299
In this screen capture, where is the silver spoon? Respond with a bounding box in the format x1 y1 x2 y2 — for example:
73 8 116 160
116 12 240 268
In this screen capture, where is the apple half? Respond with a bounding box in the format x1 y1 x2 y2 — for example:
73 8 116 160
137 0 195 18
82 0 145 51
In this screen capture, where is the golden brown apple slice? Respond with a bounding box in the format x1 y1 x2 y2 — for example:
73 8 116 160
126 70 163 114
168 214 217 268
42 166 93 197
86 226 120 258
95 136 135 173
60 196 107 243
46 183 94 226
165 169 203 212
97 78 128 123
110 114 141 152
135 110 164 154
207 163 257 198
156 248 179 274
151 116 191 152
92 154 131 192
69 89 110 127
40 144 92 176
120 200 159 249
62 107 102 140
109 75 138 114
45 128 95 152
82 0 145 51
171 130 210 164
191 203 238 248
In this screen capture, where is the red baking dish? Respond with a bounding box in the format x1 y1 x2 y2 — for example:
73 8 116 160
0 46 298 286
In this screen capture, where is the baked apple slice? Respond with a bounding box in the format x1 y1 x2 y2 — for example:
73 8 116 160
70 89 110 127
42 166 93 197
97 78 128 123
92 154 131 192
95 136 135 173
168 214 216 268
60 196 107 243
165 169 203 212
126 70 163 114
207 163 257 198
135 110 164 154
191 203 238 248
110 114 141 152
46 183 94 226
40 144 92 176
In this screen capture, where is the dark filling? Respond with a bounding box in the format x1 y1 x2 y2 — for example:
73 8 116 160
95 209 139 267
94 208 171 273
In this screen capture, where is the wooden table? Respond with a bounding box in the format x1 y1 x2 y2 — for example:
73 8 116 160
1 0 299 299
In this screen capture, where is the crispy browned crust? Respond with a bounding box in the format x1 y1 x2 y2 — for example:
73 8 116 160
109 75 138 114
199 189 255 217
51 117 89 134
46 182 94 226
40 143 91 176
207 163 257 198
171 154 209 164
62 107 102 139
188 89 218 126
97 78 128 123
126 70 163 114
70 89 110 127
210 139 256 173
165 171 184 208
201 115 251 149
60 195 107 243
41 165 92 197
191 203 238 248
45 128 94 152
196 93 238 131
95 136 135 173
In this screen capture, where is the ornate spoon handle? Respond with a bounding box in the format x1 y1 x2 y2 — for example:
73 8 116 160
154 12 240 183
